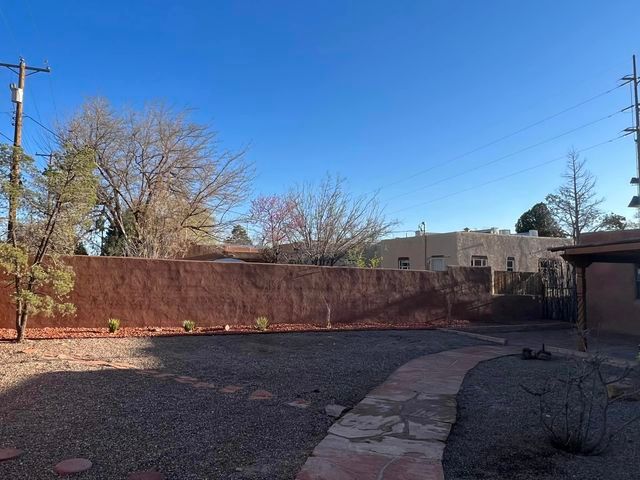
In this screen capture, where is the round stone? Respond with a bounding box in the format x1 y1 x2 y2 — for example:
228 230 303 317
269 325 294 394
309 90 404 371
128 471 166 480
0 448 23 461
53 458 92 475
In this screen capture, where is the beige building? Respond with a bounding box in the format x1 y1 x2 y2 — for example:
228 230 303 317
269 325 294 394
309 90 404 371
376 228 570 272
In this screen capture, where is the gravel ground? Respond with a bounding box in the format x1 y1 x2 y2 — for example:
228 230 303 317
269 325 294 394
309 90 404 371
0 330 482 480
444 355 640 480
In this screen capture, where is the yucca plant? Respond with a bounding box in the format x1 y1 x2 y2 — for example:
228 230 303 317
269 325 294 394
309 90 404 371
183 320 196 332
107 318 121 333
255 316 269 332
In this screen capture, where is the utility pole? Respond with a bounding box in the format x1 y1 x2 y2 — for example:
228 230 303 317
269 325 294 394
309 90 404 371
0 58 51 243
623 55 640 209
419 221 428 270
35 152 55 168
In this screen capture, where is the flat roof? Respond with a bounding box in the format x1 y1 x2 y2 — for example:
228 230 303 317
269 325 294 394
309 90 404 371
549 237 640 264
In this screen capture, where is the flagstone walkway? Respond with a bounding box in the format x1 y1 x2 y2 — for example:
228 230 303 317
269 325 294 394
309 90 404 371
296 345 518 480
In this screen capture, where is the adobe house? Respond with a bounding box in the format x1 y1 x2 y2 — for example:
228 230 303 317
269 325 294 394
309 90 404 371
181 244 266 262
550 230 640 337
377 228 569 272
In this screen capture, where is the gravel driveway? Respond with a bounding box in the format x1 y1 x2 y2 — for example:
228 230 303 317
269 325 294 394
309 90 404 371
0 330 481 480
444 355 640 480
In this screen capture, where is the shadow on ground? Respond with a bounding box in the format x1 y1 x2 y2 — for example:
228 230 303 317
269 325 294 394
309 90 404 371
0 330 483 479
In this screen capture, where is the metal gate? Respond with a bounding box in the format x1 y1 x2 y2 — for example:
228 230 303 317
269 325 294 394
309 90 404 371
539 258 577 322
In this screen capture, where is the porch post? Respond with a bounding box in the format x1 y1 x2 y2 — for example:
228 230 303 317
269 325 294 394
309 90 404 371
574 261 590 352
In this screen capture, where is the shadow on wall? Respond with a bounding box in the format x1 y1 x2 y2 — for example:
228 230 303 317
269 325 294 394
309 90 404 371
0 256 540 329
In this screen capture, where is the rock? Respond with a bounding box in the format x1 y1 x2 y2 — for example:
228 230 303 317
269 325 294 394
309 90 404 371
325 403 348 418
287 398 311 409
224 325 231 331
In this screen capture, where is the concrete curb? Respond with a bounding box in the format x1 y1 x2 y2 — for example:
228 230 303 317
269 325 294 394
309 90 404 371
437 328 508 345
543 345 640 369
453 322 572 333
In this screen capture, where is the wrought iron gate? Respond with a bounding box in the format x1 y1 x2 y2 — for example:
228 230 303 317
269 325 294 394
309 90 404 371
539 258 576 322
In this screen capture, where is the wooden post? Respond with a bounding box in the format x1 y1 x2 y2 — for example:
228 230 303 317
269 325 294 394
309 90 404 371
574 262 590 352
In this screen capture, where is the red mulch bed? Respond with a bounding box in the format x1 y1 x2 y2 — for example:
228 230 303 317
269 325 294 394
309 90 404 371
0 319 471 341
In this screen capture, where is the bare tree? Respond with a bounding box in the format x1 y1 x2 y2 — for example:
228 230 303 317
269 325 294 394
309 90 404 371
546 149 604 244
61 98 253 258
250 194 295 262
286 175 394 266
522 357 640 455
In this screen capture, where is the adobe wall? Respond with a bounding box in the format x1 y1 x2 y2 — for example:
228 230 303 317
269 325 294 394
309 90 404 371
0 256 539 329
580 230 640 336
586 263 640 335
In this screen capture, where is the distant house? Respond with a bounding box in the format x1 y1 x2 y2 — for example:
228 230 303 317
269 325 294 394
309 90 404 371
181 244 266 262
376 228 570 273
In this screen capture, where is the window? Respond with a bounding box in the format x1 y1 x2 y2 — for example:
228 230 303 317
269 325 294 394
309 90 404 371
506 256 516 272
471 255 488 267
430 256 447 272
398 257 410 270
636 264 640 299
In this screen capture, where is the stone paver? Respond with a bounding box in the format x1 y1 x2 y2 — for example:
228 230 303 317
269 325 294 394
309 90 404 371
296 345 516 480
53 458 92 476
249 389 274 400
219 385 243 394
0 448 23 461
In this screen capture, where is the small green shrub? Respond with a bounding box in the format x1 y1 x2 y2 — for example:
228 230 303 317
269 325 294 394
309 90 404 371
183 320 196 332
107 318 121 333
255 316 269 332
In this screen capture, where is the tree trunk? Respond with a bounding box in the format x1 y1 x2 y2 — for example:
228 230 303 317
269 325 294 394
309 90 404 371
15 301 27 343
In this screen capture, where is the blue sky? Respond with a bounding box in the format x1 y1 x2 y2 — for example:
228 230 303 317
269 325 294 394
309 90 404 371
0 1 639 236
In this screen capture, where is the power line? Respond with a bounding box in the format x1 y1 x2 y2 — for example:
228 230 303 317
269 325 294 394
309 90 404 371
23 114 62 141
372 82 626 193
389 134 625 215
384 107 626 202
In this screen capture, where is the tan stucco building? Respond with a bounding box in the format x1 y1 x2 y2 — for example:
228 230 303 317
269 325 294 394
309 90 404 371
376 229 570 272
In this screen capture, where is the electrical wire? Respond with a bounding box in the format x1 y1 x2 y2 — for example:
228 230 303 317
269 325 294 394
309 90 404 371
23 114 63 142
371 83 627 193
384 107 626 202
389 134 625 215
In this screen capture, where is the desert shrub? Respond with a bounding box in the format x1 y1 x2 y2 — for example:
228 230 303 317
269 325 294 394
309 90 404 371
107 318 121 333
522 357 640 455
183 320 196 332
255 316 269 332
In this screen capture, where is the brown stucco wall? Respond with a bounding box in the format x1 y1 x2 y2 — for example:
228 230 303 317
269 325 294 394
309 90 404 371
0 256 540 329
580 230 640 335
586 263 640 335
